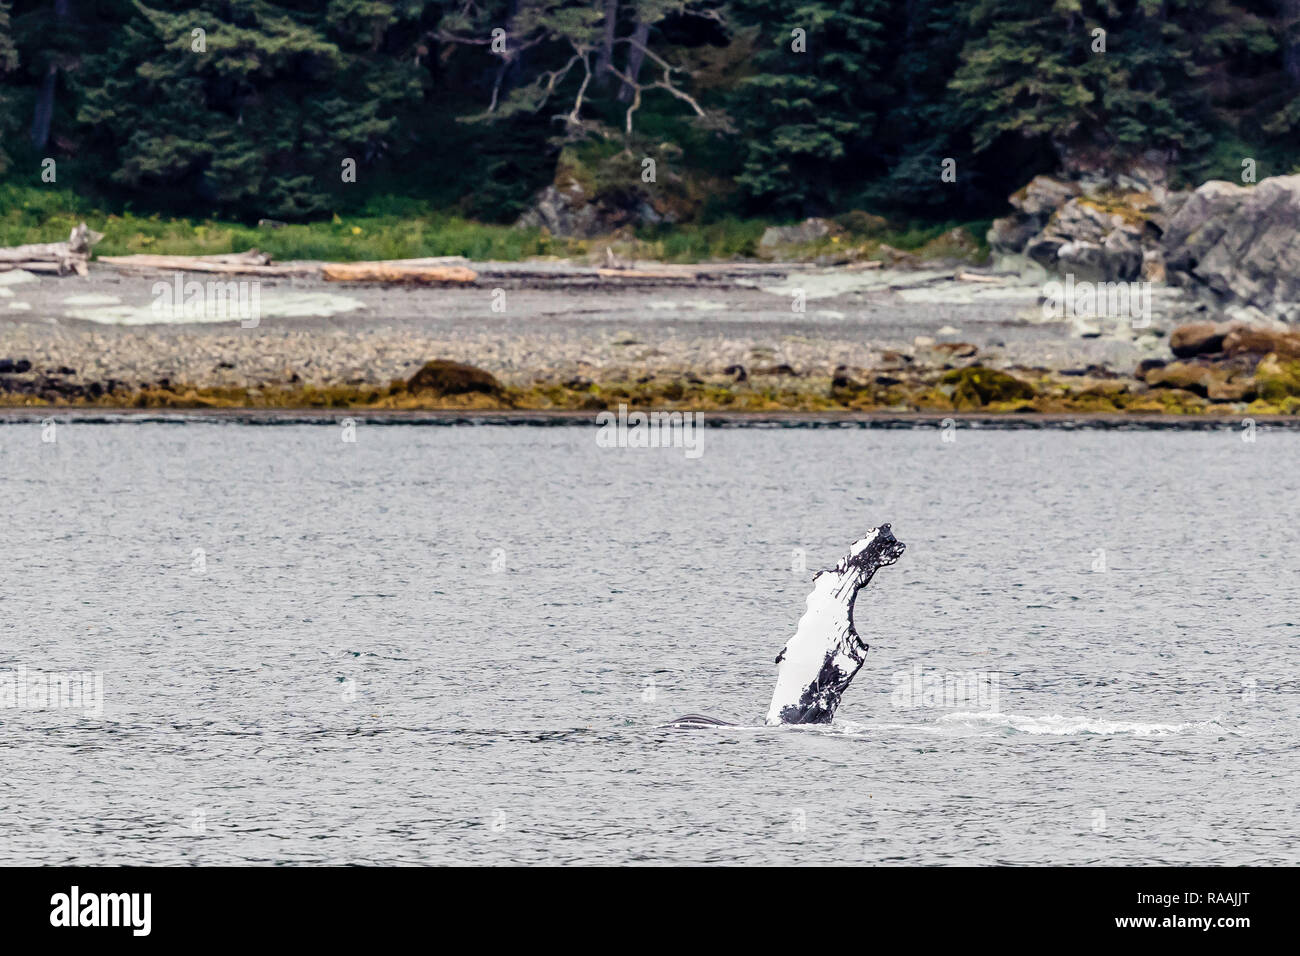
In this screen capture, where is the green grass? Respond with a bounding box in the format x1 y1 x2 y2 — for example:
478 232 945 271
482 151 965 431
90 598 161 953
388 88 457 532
0 184 582 261
885 219 992 253
0 183 987 264
631 218 769 261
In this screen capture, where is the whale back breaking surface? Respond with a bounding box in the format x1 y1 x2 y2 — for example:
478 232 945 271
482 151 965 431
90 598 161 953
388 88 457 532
662 714 735 728
765 524 905 725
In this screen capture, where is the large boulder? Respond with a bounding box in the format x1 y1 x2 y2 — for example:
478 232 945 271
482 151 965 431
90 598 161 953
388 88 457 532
1164 321 1300 364
992 171 1168 282
1016 176 1081 218
407 360 502 396
1101 226 1144 280
1026 199 1148 281
1221 325 1300 358
1169 322 1227 358
1162 180 1250 271
988 176 1079 256
1142 360 1256 402
1163 175 1300 323
939 366 1036 408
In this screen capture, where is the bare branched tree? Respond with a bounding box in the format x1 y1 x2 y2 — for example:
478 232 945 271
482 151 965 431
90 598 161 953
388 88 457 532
432 1 724 140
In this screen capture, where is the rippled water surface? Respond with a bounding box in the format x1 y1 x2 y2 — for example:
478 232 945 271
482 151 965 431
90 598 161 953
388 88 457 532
2 422 1296 865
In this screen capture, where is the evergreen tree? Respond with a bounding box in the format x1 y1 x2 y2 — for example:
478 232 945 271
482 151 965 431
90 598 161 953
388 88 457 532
728 0 890 215
0 0 17 174
863 0 984 212
73 0 423 218
949 0 1272 173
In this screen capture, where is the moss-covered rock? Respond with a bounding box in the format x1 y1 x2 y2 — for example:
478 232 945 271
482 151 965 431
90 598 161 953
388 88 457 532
407 360 502 396
1253 353 1300 401
1141 361 1253 401
1076 190 1157 228
1206 377 1256 402
1246 395 1300 415
939 366 1036 408
1144 361 1212 396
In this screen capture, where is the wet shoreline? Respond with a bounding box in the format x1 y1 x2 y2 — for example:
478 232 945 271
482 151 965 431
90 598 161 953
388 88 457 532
0 408 1281 429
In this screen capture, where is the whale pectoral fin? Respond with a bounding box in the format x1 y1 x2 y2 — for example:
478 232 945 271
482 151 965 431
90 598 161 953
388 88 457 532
767 526 905 726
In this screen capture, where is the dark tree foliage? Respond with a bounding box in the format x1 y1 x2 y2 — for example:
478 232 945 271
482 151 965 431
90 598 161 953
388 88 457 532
727 0 890 216
0 0 1296 220
71 1 424 218
0 1 17 174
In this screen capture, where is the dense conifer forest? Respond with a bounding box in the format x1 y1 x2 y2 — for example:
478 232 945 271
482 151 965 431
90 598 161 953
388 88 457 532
1 1 1298 228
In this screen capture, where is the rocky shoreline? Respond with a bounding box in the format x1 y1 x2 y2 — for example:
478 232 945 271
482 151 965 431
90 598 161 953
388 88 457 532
3 171 1300 417
2 294 1295 416
0 263 1154 415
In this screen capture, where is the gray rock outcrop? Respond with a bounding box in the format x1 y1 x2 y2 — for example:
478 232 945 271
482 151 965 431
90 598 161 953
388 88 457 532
1162 175 1300 323
515 182 668 239
990 175 1161 282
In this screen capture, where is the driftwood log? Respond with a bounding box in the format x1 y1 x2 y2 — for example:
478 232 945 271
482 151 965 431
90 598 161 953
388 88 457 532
97 252 477 284
320 260 478 284
0 223 103 276
34 242 816 288
96 250 314 277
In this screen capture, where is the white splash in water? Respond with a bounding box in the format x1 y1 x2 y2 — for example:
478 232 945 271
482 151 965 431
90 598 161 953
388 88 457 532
933 711 1232 737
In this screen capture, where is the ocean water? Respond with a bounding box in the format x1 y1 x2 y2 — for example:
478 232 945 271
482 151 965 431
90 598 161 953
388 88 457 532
1 421 1296 865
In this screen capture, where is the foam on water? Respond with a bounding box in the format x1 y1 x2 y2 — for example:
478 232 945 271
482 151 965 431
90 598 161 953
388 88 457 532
936 711 1236 736
826 712 1234 737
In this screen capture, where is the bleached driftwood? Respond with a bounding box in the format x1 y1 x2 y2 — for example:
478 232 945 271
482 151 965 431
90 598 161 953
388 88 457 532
98 252 477 283
0 223 103 276
95 250 314 277
320 260 478 284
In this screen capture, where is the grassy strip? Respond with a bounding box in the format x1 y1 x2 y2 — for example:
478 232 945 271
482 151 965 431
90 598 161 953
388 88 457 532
0 184 988 264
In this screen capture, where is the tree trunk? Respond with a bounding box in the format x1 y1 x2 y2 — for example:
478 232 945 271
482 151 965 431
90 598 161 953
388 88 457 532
29 0 72 151
1284 0 1300 86
595 0 618 87
30 62 56 149
505 0 523 90
617 18 650 103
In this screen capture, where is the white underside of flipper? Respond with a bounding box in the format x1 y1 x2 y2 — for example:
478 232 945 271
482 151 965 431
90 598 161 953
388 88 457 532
765 527 902 725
